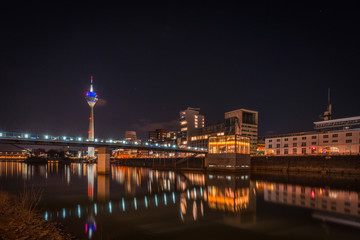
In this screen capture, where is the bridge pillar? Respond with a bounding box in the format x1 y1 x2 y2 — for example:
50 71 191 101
97 147 110 175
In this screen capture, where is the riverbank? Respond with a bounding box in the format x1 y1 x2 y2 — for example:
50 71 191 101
0 191 74 240
251 155 360 174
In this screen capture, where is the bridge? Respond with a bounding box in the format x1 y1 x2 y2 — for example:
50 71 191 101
0 131 208 174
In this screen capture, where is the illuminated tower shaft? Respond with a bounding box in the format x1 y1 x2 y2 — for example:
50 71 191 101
85 76 98 158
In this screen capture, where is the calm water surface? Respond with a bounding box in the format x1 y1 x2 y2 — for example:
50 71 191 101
1 161 360 240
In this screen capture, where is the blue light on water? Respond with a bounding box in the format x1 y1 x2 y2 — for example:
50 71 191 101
77 204 81 218
144 196 148 208
62 208 66 219
122 198 125 211
155 194 158 207
134 198 137 210
172 192 176 203
200 187 203 197
194 188 197 199
44 211 48 221
109 201 112 213
187 189 190 200
94 203 97 216
164 193 167 205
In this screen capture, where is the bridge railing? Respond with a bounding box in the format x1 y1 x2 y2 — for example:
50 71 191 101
0 131 208 152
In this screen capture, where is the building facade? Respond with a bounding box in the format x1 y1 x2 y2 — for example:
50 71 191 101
265 116 360 155
125 131 137 142
179 107 205 147
189 109 258 154
148 129 167 142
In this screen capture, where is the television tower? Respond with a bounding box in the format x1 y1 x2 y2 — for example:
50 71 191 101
85 76 98 158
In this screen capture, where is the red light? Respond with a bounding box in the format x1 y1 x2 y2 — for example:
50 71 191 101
89 117 92 120
85 223 88 233
94 223 97 231
311 190 315 199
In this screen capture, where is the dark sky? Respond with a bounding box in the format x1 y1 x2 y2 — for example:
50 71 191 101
1 1 360 139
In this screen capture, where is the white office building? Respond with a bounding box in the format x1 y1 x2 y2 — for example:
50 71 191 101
265 116 360 155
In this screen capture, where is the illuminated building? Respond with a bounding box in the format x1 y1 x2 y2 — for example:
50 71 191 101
148 129 167 142
125 131 137 142
189 108 258 154
85 76 98 158
206 135 250 169
179 107 205 147
208 135 250 154
265 116 360 155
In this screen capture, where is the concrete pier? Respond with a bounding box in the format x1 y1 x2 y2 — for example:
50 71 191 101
97 147 110 174
206 153 251 170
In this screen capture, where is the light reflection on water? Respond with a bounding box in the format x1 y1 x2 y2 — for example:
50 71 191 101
0 161 360 239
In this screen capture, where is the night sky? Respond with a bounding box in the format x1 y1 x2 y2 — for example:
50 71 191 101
1 1 360 139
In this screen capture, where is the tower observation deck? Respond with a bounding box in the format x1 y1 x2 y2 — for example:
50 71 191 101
85 76 98 158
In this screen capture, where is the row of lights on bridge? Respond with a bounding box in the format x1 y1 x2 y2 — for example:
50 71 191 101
0 132 207 151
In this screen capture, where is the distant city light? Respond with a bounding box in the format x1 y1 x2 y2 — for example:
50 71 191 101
77 137 82 141
24 134 29 138
63 136 67 140
44 135 49 139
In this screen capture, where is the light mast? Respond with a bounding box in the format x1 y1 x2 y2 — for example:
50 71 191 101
85 76 98 158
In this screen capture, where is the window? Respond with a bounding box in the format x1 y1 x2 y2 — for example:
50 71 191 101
269 139 272 142
293 148 297 154
293 143 297 147
332 140 338 143
284 144 288 147
311 142 316 145
302 148 306 154
276 144 280 148
311 136 317 139
332 134 338 137
293 137 297 141
276 149 280 155
269 144 272 148
276 139 280 142
346 133 352 137
302 137 306 140
284 149 288 154
284 138 288 141
301 142 306 146
323 135 329 138
346 139 352 143
323 140 328 143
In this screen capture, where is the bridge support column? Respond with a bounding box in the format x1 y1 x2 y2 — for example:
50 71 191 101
98 147 110 175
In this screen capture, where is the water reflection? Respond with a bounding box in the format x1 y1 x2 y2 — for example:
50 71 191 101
1 161 360 239
262 181 360 227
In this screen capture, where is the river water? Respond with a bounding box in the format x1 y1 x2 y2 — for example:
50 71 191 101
0 161 360 239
